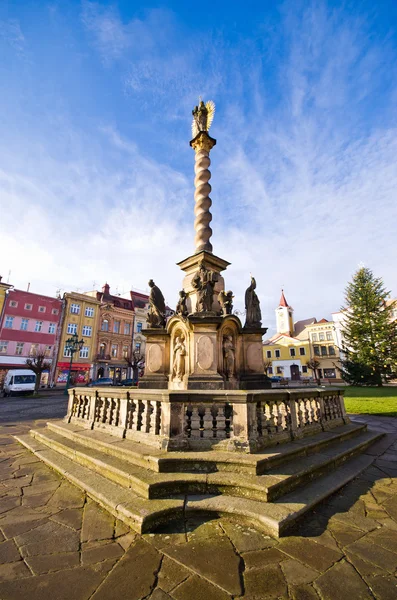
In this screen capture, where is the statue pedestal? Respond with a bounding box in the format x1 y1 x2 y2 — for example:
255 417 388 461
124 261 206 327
139 328 170 389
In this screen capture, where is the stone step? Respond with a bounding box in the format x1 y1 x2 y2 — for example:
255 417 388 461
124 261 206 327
46 419 368 476
14 432 380 538
28 426 381 503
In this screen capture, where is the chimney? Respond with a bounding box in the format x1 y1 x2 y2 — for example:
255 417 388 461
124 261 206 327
102 283 110 295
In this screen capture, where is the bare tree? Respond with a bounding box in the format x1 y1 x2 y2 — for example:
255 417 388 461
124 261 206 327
124 350 145 384
25 347 52 395
263 359 272 376
306 358 321 385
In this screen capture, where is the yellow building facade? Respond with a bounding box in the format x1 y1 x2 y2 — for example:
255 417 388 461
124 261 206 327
263 335 311 380
54 292 101 386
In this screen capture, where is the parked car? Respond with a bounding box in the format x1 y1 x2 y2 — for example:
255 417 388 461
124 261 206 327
270 376 282 382
3 369 36 396
88 378 114 387
117 379 136 386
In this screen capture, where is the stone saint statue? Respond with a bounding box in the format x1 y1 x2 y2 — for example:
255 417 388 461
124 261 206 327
172 336 186 381
223 335 235 380
147 279 166 328
176 290 188 318
244 276 262 328
191 262 218 312
218 290 234 316
191 99 216 138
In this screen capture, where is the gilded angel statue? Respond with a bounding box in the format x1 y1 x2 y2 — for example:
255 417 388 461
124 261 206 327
192 99 215 138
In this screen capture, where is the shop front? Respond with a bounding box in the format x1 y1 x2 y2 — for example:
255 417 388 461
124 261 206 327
56 362 91 386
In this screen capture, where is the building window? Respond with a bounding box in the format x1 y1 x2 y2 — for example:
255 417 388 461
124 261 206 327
137 322 142 333
70 303 80 314
45 345 52 357
319 332 325 341
290 348 296 357
80 346 89 358
67 323 77 335
326 331 332 341
266 350 271 358
63 345 72 358
329 346 336 356
9 301 18 308
268 367 273 374
311 333 317 342
276 366 283 374
314 346 320 356
38 306 46 313
124 323 131 335
113 320 120 333
48 323 56 334
82 325 92 337
302 365 308 373
135 343 141 352
35 321 43 332
275 349 280 358
111 344 118 358
123 346 129 358
101 319 109 332
15 342 24 355
4 316 14 329
52 308 59 315
0 341 8 353
30 344 39 356
21 318 29 331
324 368 336 378
24 304 32 310
321 346 327 356
99 343 106 358
299 347 305 356
85 307 94 318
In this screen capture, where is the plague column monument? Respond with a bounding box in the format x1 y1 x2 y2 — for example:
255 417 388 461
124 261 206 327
140 100 269 391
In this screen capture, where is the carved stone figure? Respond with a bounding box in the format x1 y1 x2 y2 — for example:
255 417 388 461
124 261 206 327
191 262 218 312
172 336 186 381
147 279 166 328
176 290 188 317
244 276 262 328
223 335 235 379
218 290 234 316
192 99 215 137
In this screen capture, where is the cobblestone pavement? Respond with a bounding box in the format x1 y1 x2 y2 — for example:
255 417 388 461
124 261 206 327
1 395 397 599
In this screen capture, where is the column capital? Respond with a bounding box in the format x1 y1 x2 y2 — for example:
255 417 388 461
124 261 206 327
190 131 217 153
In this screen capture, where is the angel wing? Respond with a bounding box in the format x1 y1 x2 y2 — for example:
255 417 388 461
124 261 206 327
191 117 199 139
205 100 215 131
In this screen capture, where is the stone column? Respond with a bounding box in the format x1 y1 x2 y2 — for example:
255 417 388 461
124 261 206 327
190 132 216 254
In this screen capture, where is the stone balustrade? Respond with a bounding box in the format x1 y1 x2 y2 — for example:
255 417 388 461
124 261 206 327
67 387 348 453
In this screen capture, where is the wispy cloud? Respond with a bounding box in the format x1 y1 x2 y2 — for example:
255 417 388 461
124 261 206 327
0 18 25 53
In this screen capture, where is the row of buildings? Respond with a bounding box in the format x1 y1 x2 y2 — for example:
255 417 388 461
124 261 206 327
0 278 150 387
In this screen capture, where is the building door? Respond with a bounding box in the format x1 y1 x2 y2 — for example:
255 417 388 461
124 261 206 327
290 365 300 380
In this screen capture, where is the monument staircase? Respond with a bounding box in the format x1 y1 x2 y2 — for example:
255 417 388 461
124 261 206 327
16 387 383 538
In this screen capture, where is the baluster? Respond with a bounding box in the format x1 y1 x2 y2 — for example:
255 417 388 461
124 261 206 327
140 400 152 433
113 399 120 426
202 406 214 438
148 400 160 435
276 402 284 432
303 399 310 425
215 404 226 439
296 400 303 428
185 405 192 437
190 406 201 438
225 403 233 438
127 399 137 430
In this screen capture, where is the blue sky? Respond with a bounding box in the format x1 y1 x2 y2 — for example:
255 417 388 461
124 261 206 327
0 0 396 334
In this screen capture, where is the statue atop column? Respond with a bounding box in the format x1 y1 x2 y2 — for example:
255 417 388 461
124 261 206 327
147 279 166 328
192 99 215 137
244 276 262 328
192 262 218 312
218 290 234 316
175 290 189 318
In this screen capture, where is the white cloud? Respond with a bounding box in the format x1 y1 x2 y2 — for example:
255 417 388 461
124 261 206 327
0 19 25 53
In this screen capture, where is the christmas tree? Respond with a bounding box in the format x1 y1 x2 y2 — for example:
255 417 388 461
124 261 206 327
339 267 397 386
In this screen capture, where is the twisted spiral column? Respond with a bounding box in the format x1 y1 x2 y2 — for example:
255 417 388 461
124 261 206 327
190 132 216 254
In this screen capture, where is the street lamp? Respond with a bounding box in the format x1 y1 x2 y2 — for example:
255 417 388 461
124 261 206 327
64 333 84 395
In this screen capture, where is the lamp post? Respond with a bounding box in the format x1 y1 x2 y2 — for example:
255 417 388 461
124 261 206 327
64 333 84 395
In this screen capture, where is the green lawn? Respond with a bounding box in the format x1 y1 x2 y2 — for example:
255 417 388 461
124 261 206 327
344 386 397 418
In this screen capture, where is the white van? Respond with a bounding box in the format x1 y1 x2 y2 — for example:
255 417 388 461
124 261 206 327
3 369 36 396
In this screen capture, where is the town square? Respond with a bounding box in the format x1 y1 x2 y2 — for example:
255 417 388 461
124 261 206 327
0 1 397 598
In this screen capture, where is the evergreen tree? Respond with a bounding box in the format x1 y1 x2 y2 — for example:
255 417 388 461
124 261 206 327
339 267 397 386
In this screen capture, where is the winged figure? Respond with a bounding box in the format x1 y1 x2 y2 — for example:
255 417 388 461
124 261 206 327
192 99 215 138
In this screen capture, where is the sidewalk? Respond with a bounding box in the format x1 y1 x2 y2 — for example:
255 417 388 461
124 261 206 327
0 400 396 599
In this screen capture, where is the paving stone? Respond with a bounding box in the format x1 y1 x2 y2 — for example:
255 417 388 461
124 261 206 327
0 513 47 538
376 518 397 531
163 530 242 595
383 497 397 521
15 520 80 557
281 559 319 585
171 575 231 600
364 527 397 553
117 531 137 550
0 496 21 514
0 539 22 563
185 518 222 540
50 508 83 530
366 574 397 599
22 481 59 497
82 541 124 565
157 556 190 592
90 538 161 600
346 538 397 573
151 589 172 600
81 500 114 542
22 490 55 508
277 537 342 572
0 560 114 600
328 520 366 547
114 519 130 537
329 511 380 533
243 547 285 570
345 551 384 578
143 529 187 551
0 560 31 580
244 563 287 599
313 559 373 599
25 551 80 574
48 482 85 509
220 520 276 553
290 584 320 600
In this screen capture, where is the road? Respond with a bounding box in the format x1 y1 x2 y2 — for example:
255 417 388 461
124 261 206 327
0 392 68 425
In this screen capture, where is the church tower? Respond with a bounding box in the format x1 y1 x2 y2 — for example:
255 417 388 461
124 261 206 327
276 290 294 336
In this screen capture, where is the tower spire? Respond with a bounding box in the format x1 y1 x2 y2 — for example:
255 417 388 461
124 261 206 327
279 289 289 308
